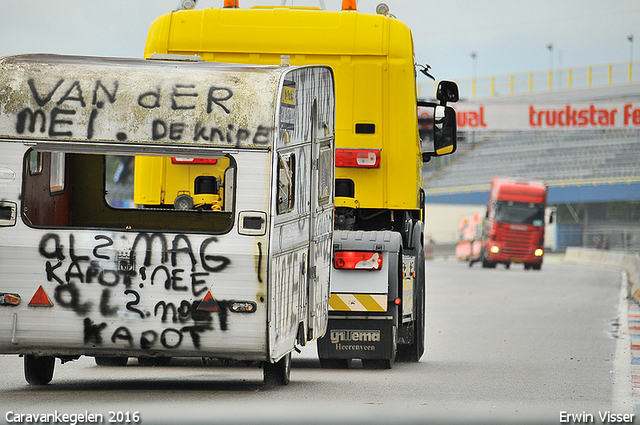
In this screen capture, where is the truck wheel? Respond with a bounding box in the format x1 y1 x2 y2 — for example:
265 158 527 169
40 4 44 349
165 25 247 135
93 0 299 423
532 264 542 271
482 254 495 268
319 358 351 369
95 356 128 366
397 235 425 362
263 352 291 386
413 240 426 361
174 194 194 210
398 247 426 363
24 355 55 385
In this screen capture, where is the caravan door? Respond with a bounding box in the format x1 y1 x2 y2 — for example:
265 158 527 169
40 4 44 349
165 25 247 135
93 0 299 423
268 67 334 361
307 103 334 341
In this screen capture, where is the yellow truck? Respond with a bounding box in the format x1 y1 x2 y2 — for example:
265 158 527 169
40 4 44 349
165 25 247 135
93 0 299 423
135 156 230 211
142 0 458 368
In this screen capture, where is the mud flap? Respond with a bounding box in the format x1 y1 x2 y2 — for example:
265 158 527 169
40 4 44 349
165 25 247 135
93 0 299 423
317 318 394 360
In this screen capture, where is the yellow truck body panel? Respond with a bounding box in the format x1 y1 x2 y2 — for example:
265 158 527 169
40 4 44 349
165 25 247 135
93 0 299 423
134 156 229 209
143 6 422 211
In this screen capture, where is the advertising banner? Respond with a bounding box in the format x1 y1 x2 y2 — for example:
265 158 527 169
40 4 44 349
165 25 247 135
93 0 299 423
454 102 640 131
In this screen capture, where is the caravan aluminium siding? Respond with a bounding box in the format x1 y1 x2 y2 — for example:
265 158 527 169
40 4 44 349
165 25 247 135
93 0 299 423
0 54 281 149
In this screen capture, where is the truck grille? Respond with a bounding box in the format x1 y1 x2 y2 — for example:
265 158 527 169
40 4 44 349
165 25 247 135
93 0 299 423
502 228 536 255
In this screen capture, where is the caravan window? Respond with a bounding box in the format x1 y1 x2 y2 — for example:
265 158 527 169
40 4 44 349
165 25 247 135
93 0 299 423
277 152 295 214
28 151 42 175
318 144 332 205
22 150 236 233
49 152 65 194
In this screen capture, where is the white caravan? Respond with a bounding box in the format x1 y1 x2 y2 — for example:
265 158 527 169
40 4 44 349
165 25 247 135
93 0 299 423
0 54 335 385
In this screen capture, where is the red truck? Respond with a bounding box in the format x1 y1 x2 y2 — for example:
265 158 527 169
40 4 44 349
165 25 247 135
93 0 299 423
469 178 549 270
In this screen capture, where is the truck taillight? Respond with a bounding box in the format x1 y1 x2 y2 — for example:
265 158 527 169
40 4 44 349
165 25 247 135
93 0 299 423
334 251 382 270
171 158 218 164
335 149 380 168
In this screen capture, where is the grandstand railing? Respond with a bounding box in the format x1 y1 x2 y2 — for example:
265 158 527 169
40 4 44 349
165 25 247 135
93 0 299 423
423 129 640 194
560 226 640 253
418 61 640 100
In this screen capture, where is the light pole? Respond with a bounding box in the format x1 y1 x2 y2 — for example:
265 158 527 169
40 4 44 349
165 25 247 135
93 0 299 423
547 43 553 90
471 51 477 99
629 34 634 82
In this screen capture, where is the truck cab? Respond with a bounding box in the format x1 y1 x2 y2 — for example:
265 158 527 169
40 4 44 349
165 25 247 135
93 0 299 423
475 178 548 270
142 1 458 368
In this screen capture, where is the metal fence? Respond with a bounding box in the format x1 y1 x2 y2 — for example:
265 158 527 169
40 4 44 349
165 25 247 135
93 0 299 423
418 61 640 101
556 225 640 253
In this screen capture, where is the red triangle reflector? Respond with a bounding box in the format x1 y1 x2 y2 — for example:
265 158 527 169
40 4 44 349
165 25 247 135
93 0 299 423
29 285 53 307
197 290 219 312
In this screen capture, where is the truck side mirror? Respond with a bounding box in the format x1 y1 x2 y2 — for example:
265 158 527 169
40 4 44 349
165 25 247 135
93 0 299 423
437 80 459 104
418 102 457 161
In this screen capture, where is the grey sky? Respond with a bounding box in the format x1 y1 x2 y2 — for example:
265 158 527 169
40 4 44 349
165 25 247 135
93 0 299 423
1 0 639 89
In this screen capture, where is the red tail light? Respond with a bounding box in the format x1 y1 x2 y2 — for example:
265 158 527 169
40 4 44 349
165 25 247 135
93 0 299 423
334 251 383 270
171 158 218 164
335 149 381 168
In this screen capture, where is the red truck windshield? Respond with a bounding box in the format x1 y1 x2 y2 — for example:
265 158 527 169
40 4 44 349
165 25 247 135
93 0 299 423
494 201 545 226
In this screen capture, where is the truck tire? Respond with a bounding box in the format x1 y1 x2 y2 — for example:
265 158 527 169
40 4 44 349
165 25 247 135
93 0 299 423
24 355 55 385
263 352 291 386
174 194 194 210
410 253 426 361
95 356 128 366
481 250 495 268
397 230 425 362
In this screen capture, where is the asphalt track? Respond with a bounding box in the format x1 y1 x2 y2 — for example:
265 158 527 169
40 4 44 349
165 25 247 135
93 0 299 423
0 258 630 425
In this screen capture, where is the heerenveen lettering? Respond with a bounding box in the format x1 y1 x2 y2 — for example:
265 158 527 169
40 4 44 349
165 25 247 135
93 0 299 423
330 329 380 344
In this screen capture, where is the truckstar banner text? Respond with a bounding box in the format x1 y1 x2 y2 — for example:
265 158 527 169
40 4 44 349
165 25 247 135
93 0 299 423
453 103 640 131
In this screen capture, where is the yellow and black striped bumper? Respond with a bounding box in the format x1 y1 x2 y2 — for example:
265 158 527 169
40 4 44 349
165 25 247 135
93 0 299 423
328 293 387 312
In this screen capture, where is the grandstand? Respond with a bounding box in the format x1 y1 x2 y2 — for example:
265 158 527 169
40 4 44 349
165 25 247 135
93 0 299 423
422 72 640 252
425 129 640 201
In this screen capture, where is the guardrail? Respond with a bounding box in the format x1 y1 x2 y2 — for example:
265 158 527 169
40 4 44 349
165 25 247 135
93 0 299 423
418 61 640 100
564 247 640 304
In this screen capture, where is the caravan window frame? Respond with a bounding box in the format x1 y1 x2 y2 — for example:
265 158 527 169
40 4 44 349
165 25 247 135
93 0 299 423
21 149 237 234
277 152 296 215
318 143 332 205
